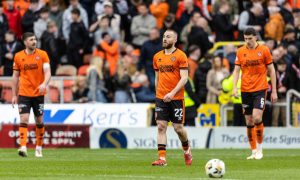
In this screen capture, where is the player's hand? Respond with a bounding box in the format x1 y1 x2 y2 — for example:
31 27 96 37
163 92 175 102
38 83 46 94
12 95 18 108
271 91 278 103
233 88 239 98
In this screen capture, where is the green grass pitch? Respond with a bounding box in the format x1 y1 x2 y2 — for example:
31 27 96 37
0 149 300 180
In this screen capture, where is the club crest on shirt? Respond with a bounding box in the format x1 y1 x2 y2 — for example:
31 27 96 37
35 56 40 60
171 56 176 61
257 52 262 56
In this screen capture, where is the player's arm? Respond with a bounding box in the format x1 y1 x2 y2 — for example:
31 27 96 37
267 63 278 103
39 63 51 94
12 70 20 107
232 65 241 98
163 69 188 102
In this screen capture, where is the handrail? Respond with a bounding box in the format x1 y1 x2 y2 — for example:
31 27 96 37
286 89 300 127
0 76 76 104
221 101 287 127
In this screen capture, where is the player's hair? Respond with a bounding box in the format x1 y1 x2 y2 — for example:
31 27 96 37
244 27 257 36
165 29 178 39
22 32 36 42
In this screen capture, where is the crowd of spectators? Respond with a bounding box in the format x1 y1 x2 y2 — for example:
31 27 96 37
1 0 300 126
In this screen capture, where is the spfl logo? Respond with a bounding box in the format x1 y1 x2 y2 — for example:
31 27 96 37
99 128 127 148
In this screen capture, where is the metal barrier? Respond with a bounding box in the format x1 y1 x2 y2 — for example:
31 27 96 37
286 89 300 127
0 76 76 104
221 101 287 127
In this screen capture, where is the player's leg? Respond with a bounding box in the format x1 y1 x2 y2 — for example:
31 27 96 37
152 99 168 166
33 96 45 158
241 92 256 159
17 96 31 157
252 90 267 159
171 100 192 165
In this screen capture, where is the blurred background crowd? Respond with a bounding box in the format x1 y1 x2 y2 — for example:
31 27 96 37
1 0 300 126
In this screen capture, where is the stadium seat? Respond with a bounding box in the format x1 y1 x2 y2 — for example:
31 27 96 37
0 81 13 103
55 65 77 76
78 65 89 76
48 85 60 103
83 54 92 64
63 80 74 103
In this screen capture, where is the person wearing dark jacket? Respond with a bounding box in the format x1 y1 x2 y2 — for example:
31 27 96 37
138 28 162 91
0 30 23 76
188 18 213 58
184 78 201 126
21 0 40 33
67 8 89 69
212 2 237 42
40 21 60 75
0 4 9 44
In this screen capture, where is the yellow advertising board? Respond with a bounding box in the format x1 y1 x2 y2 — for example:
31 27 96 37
292 102 300 127
196 104 220 127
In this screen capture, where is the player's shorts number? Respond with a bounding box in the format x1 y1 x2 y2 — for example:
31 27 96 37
260 98 264 108
174 108 183 117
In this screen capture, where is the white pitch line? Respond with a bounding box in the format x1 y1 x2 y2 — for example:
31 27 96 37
95 174 238 180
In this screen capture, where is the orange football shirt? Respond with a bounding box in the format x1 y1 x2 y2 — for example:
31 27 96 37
153 49 189 100
13 48 50 97
235 44 273 92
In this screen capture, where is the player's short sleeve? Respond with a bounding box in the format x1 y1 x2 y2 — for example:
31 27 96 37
13 54 20 71
264 46 273 65
42 51 50 64
179 53 188 69
235 49 241 66
153 54 158 71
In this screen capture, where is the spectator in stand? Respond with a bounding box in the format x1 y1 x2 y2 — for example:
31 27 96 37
87 57 108 103
176 0 201 29
49 0 63 36
188 17 213 58
0 4 9 44
281 27 300 51
113 61 132 103
128 63 155 103
294 15 300 41
79 0 96 24
96 1 121 36
280 0 294 26
13 0 30 17
194 54 212 103
40 21 60 75
0 31 23 76
138 28 162 91
206 55 229 104
187 45 201 80
264 6 285 42
238 3 265 40
212 1 238 42
212 0 239 22
67 8 89 69
93 32 119 76
130 3 156 49
21 0 40 33
62 0 88 42
95 0 128 16
272 59 291 126
4 0 22 39
34 7 50 42
265 38 277 52
72 75 89 103
224 44 237 73
180 11 201 51
161 13 180 37
149 0 169 29
89 15 119 47
121 43 140 67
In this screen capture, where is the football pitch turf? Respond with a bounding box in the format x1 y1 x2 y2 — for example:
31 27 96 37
0 149 300 180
